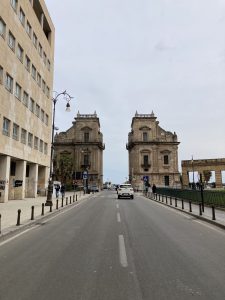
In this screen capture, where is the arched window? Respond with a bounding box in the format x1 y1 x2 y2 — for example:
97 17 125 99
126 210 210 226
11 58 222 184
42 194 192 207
143 132 148 142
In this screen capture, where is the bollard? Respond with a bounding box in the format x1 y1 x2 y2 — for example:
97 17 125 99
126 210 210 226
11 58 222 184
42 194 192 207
162 195 164 202
166 196 168 204
41 203 44 216
212 206 216 220
17 209 21 226
159 194 160 201
50 204 52 212
70 196 72 204
76 194 78 202
66 197 68 205
73 195 75 202
181 199 184 210
175 198 177 207
170 196 172 205
199 203 202 216
56 199 59 210
61 197 64 207
31 206 34 220
156 194 158 200
189 201 192 212
0 213 1 234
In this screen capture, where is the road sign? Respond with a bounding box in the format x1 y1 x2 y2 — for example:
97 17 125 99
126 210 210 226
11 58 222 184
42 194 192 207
83 171 88 180
143 176 149 182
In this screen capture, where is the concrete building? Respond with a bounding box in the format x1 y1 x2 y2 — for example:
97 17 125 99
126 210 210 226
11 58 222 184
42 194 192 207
53 112 105 190
126 112 180 190
0 0 54 202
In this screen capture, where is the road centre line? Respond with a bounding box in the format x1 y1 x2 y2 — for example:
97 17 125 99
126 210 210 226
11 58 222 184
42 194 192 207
117 212 121 223
116 203 119 209
118 235 128 267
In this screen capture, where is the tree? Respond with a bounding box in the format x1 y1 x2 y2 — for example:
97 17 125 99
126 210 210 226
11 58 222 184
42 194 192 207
55 154 73 184
203 170 212 184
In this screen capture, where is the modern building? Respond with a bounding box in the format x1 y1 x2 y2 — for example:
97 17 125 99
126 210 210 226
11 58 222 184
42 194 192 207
126 112 180 190
53 112 105 190
0 0 54 202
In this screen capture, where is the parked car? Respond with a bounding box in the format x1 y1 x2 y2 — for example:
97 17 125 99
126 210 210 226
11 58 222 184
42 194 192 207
89 185 99 192
117 184 134 199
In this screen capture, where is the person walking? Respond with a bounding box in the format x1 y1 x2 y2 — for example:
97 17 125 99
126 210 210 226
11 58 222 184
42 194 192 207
60 184 65 198
55 184 60 198
152 184 156 194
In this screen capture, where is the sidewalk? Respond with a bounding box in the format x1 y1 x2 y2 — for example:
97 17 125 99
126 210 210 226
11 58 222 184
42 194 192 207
0 191 89 237
143 193 225 230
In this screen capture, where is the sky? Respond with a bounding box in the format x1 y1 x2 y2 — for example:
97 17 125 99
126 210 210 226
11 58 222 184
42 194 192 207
45 0 225 184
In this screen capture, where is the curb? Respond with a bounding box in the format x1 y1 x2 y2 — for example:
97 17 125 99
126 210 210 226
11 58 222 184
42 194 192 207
0 194 92 242
143 195 225 231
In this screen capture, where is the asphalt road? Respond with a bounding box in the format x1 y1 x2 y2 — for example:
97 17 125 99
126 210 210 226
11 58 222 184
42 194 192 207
0 191 225 300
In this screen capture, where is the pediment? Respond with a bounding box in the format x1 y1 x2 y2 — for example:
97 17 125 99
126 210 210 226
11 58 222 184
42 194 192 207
81 126 92 131
139 126 151 131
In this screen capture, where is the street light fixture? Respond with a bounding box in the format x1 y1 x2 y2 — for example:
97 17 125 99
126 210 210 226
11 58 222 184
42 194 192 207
45 90 74 206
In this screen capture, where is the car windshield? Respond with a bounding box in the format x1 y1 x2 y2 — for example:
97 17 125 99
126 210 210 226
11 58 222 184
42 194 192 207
120 185 132 188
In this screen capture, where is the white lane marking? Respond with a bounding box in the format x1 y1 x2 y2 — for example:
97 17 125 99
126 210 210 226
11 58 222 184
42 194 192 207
193 220 225 235
117 212 121 223
116 203 119 209
118 235 128 267
0 197 89 247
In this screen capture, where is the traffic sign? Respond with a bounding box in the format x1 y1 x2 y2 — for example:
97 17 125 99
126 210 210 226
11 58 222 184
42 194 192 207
143 176 149 182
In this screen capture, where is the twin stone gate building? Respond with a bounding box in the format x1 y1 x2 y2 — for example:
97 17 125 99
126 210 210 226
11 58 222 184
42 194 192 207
127 112 180 191
53 112 105 190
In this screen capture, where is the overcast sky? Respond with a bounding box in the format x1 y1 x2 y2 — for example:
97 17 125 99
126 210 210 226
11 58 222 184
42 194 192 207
45 0 225 183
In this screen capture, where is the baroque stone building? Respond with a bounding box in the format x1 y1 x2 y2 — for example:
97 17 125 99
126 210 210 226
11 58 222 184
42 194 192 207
126 112 180 190
0 0 54 202
54 112 105 190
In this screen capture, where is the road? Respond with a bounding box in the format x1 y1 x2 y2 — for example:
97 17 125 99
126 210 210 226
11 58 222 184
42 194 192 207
0 190 225 300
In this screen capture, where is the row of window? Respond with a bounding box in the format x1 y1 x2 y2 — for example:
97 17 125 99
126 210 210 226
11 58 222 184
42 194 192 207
2 116 48 154
9 0 51 71
0 67 49 126
0 18 51 99
143 155 169 165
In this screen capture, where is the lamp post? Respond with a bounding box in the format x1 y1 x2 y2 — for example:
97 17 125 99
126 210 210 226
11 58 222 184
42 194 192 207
45 90 73 206
191 155 195 189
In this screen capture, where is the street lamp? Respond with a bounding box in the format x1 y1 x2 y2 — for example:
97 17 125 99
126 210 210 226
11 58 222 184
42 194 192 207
45 90 74 206
191 155 195 189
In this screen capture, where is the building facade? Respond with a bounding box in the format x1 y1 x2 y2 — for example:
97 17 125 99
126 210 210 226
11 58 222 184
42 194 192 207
53 112 105 190
0 0 54 202
126 112 180 190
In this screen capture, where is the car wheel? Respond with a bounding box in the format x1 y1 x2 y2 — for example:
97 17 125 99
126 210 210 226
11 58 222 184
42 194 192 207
118 195 120 199
131 195 134 199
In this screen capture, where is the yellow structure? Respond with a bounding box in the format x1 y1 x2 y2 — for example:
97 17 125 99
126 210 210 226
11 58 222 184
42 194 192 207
127 112 180 190
0 0 54 202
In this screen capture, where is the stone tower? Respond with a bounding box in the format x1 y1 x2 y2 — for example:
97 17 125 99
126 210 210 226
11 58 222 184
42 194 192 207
126 112 180 190
54 112 105 190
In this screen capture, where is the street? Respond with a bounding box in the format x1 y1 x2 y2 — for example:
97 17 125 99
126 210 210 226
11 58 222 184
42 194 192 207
0 190 225 300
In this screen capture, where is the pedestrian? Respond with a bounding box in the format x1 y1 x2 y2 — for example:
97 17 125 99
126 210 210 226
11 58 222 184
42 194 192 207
152 183 156 194
55 184 60 198
60 184 65 198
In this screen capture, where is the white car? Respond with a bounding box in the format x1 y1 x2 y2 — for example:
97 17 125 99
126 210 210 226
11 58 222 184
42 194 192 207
117 184 134 199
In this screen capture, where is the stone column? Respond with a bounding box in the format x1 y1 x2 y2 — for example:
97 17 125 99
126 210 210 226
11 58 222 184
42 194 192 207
14 160 26 200
215 170 222 188
182 169 189 188
27 164 38 198
38 166 49 195
0 156 10 203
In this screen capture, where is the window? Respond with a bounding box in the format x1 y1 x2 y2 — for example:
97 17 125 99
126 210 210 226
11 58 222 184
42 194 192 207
39 139 43 152
42 80 46 93
31 65 36 80
26 165 30 177
15 83 22 100
23 91 29 107
38 43 42 57
143 155 149 165
28 133 33 147
33 32 37 48
41 109 44 122
84 132 89 142
164 155 169 165
0 17 6 39
43 52 47 65
21 128 27 144
12 123 19 140
8 31 16 51
10 0 18 11
29 98 34 112
17 44 24 62
47 59 51 71
5 73 13 93
35 104 40 117
0 66 3 84
19 8 25 26
84 154 89 167
45 114 49 126
26 21 32 38
143 132 148 142
10 161 16 176
25 55 31 72
34 136 38 149
37 73 41 87
164 176 170 186
44 143 48 154
46 86 50 98
3 117 10 136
